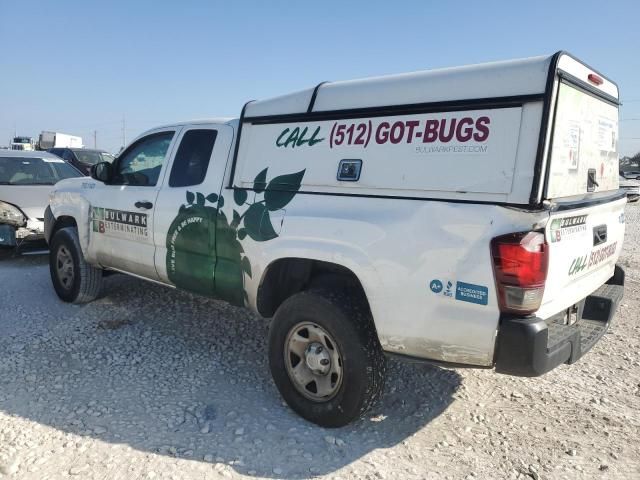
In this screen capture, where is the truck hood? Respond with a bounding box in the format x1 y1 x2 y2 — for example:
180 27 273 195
0 185 53 220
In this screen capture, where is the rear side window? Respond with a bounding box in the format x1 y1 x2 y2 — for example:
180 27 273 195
169 129 217 187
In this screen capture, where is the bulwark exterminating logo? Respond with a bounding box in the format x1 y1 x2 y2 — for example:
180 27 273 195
92 207 148 241
550 214 587 243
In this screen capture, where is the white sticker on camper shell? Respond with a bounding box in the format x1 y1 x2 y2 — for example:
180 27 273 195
237 107 523 196
564 120 581 170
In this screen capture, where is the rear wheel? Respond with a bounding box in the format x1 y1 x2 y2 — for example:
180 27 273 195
49 227 103 303
268 289 386 427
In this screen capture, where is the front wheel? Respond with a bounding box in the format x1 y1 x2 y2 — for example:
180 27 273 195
49 227 103 303
268 290 386 427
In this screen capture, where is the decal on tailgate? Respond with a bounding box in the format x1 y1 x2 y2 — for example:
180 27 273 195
549 214 587 243
568 242 618 276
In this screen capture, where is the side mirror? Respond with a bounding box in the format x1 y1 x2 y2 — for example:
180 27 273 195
91 162 113 183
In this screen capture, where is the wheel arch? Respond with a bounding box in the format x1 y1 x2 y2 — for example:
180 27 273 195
47 213 78 244
256 257 381 332
48 196 92 254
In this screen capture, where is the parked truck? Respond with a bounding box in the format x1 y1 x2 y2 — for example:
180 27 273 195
10 136 35 151
44 52 625 427
38 131 83 150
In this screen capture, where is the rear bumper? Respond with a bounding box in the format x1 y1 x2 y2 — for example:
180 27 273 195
495 265 625 377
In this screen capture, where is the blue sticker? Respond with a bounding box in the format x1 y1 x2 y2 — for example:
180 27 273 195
455 281 488 305
429 279 443 293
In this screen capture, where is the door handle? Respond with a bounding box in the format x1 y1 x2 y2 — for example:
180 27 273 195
135 201 153 209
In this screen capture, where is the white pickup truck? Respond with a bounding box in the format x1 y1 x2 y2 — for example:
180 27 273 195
45 51 625 427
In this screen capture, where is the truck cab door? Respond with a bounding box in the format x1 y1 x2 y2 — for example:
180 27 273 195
153 124 233 296
88 128 180 280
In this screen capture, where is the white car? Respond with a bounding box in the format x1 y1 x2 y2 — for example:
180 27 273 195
619 175 640 202
0 150 82 250
46 51 625 427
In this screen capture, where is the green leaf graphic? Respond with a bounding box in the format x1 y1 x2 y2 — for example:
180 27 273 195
241 256 252 278
264 169 305 211
165 207 215 297
234 189 248 206
166 167 305 308
243 203 277 241
231 210 241 229
253 168 268 193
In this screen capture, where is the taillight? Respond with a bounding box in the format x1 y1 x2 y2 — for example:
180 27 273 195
491 231 548 315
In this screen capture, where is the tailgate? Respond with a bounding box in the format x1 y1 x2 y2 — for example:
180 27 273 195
537 195 626 319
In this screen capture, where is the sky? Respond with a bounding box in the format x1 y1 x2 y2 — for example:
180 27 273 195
1 0 639 156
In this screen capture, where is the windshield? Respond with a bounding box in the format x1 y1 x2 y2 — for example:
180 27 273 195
73 150 115 165
0 156 82 185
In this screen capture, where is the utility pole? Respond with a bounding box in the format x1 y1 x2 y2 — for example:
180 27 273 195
93 130 97 149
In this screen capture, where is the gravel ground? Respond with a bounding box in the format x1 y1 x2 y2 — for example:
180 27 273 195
0 206 639 480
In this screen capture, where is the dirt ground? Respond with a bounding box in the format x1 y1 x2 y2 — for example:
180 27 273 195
0 205 638 480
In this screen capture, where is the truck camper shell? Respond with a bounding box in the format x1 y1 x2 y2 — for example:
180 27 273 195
231 51 619 208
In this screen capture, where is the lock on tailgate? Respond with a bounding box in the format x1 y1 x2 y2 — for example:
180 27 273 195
494 54 625 376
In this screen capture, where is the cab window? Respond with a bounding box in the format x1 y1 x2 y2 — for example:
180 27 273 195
169 129 217 187
112 132 174 186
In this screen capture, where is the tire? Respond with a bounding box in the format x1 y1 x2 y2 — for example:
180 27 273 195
268 289 386 427
49 227 103 303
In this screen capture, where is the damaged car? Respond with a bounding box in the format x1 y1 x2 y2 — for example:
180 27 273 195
619 174 640 203
0 151 82 252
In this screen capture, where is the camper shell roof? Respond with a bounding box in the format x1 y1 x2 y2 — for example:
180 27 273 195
244 52 618 120
244 52 618 119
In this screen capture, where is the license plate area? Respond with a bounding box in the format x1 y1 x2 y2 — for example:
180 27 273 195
561 299 586 326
